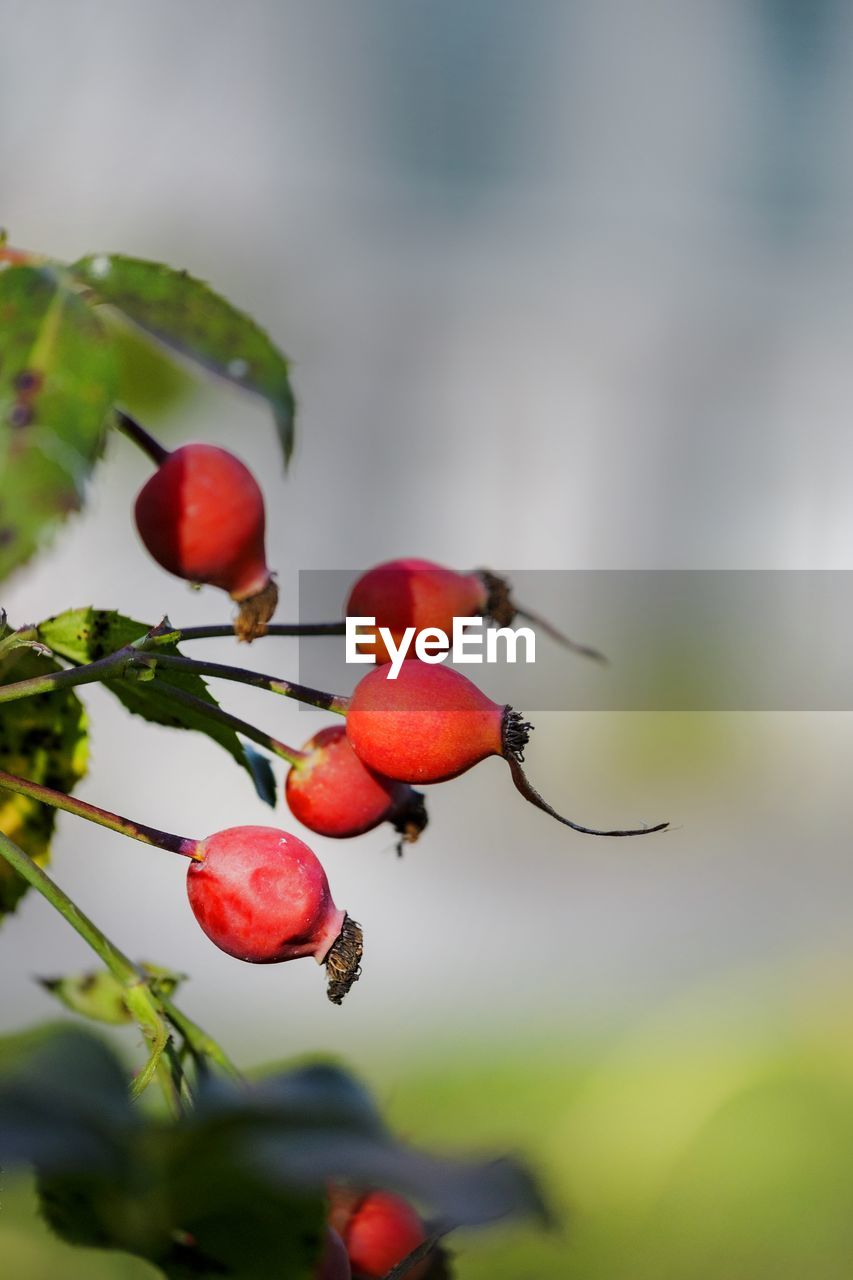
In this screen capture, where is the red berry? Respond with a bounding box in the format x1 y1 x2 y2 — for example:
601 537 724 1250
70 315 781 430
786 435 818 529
346 661 668 838
186 826 362 1002
346 660 505 784
285 725 427 849
346 559 487 665
347 558 608 664
134 443 277 640
340 1192 430 1279
314 1227 351 1280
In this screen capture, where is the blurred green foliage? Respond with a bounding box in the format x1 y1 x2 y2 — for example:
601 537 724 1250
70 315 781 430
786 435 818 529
5 966 853 1278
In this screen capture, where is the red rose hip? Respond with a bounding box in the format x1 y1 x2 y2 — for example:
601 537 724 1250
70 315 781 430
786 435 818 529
346 557 606 664
347 661 504 784
346 660 668 837
186 826 362 1003
339 1191 434 1279
134 442 277 640
346 558 487 665
285 724 427 850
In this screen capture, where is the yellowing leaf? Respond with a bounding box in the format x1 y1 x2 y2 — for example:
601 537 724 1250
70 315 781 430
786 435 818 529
0 627 88 919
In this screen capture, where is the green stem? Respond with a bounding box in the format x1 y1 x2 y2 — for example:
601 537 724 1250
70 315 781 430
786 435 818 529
0 829 182 1115
0 829 242 1103
147 653 350 716
0 646 136 704
123 984 186 1113
159 996 242 1083
0 640 318 767
0 829 138 977
143 677 305 766
115 409 170 466
0 769 200 859
0 638 350 722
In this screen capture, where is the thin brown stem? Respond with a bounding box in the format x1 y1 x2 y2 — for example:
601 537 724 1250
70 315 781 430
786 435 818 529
172 620 346 641
146 652 350 716
505 752 669 838
115 409 170 465
143 676 306 765
513 605 608 665
0 769 201 858
381 1228 451 1279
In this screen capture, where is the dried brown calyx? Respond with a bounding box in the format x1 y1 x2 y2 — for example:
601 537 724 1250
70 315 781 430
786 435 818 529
324 914 364 1005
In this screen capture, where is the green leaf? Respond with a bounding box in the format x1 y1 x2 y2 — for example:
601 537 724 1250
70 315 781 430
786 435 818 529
0 625 88 921
39 963 186 1027
241 742 278 808
140 960 187 1001
0 1029 544 1278
37 1170 130 1251
196 1064 550 1232
1 1028 327 1278
0 1027 162 1259
39 970 133 1027
103 310 194 420
0 1026 134 1170
37 608 275 807
71 254 296 466
0 265 117 583
40 1151 325 1280
156 1163 324 1280
0 609 52 660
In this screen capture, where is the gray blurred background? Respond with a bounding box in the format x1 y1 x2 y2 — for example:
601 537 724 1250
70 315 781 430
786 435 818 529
3 4 853 1274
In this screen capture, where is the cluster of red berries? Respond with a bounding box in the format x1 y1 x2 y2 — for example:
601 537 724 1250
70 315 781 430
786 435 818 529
130 435 666 1006
113 419 669 1272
